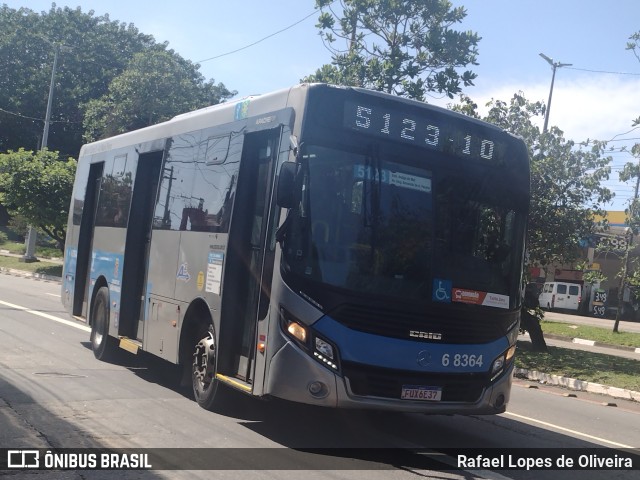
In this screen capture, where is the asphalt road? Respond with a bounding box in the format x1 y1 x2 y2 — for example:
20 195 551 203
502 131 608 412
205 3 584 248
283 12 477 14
1 272 639 480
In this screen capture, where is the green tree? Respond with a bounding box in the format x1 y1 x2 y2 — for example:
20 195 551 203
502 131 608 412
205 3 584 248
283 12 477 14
304 0 480 100
0 4 158 156
83 49 235 141
455 93 613 350
0 149 76 248
478 94 613 267
604 32 640 332
0 4 234 156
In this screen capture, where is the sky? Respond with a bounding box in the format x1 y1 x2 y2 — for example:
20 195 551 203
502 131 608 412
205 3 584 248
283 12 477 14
4 0 640 209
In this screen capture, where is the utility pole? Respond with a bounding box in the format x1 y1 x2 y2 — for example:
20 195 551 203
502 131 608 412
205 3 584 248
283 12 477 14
539 53 572 133
22 43 64 262
615 165 640 332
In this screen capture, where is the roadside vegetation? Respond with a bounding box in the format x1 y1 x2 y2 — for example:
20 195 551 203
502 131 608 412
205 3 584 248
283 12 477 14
516 320 640 392
0 255 62 277
541 320 640 348
516 342 640 392
0 228 63 277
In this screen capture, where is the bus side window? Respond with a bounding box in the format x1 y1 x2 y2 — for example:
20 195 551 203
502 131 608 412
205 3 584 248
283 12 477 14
153 130 242 233
153 134 198 230
191 136 242 233
94 154 133 228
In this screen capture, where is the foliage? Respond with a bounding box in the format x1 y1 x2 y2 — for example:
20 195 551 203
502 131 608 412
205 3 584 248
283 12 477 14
304 0 480 100
599 31 640 332
83 49 235 141
0 149 76 248
0 5 156 156
0 4 234 156
457 93 613 267
576 261 607 285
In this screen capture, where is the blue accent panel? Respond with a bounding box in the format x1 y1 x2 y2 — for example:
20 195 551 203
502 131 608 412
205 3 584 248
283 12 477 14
64 247 78 274
63 247 78 301
313 315 509 374
90 249 125 309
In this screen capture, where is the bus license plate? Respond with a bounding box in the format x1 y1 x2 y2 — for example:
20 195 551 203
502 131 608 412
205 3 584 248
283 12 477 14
401 385 442 401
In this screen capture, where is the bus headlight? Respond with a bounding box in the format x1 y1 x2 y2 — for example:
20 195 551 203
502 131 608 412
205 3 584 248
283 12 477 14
279 307 340 372
491 344 517 380
491 356 505 375
280 308 309 345
287 320 308 343
315 337 334 359
312 336 339 370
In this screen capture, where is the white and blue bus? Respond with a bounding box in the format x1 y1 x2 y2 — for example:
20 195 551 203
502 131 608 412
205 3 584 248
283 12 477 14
62 84 529 414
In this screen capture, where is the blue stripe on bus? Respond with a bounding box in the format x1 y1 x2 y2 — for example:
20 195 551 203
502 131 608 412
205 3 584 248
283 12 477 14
313 315 509 374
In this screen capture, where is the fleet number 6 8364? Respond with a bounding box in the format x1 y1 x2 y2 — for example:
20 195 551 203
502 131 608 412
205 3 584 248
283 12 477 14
442 353 484 368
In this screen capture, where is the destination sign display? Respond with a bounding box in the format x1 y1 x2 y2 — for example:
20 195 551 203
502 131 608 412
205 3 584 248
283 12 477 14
343 100 508 163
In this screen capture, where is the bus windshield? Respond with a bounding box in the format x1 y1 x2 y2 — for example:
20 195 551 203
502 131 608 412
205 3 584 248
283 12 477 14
281 144 522 306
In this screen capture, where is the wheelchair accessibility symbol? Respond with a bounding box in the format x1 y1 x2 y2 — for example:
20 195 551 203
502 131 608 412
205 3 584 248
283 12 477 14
432 279 452 303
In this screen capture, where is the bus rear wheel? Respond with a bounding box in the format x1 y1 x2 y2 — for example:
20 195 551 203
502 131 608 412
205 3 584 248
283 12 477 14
192 326 218 410
90 286 117 360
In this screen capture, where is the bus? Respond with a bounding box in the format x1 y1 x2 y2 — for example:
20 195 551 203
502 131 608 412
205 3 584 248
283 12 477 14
62 83 530 414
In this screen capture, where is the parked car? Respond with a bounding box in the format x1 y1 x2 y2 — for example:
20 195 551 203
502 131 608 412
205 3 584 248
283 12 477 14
538 281 582 311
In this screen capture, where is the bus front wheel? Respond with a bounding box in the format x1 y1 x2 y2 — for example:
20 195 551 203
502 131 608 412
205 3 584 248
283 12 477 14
90 286 117 360
192 326 218 410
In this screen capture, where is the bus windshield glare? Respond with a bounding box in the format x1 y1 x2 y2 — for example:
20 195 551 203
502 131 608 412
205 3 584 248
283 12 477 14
281 144 521 307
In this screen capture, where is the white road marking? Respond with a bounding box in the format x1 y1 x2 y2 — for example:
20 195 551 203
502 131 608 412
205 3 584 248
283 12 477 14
504 411 634 448
0 299 90 333
45 293 61 298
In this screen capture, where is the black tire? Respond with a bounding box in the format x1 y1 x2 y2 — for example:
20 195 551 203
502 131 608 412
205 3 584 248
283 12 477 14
192 324 219 410
90 286 117 360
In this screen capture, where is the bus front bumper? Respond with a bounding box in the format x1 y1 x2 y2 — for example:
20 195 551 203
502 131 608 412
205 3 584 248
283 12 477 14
265 340 513 415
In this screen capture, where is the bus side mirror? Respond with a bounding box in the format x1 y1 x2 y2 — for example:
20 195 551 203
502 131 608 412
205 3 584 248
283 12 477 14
276 162 297 209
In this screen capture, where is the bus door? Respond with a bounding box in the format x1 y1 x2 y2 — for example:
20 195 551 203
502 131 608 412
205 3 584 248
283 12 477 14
218 128 280 383
73 162 104 317
119 151 163 340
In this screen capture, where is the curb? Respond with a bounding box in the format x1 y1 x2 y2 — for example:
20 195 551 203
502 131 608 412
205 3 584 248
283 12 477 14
514 368 640 403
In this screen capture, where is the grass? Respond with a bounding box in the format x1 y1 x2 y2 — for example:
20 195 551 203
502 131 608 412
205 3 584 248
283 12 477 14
0 241 62 258
541 320 640 348
0 254 62 277
517 320 640 391
515 341 640 392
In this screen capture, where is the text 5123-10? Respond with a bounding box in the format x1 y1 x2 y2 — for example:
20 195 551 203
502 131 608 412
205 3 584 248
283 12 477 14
347 103 497 162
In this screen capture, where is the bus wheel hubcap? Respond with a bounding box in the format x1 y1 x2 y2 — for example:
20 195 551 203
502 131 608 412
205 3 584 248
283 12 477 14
193 335 215 386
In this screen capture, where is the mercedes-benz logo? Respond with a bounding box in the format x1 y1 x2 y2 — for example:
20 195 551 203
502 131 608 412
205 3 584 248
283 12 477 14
417 350 431 367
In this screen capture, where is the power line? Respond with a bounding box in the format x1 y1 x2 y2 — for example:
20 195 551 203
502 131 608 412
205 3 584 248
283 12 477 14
566 66 640 76
197 8 320 63
0 106 44 122
0 105 81 124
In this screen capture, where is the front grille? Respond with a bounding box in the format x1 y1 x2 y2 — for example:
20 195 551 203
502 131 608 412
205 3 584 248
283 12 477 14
328 303 512 343
343 362 488 402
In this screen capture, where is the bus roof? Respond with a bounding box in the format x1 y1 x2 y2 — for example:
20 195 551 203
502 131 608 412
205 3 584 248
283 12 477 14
79 85 299 157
